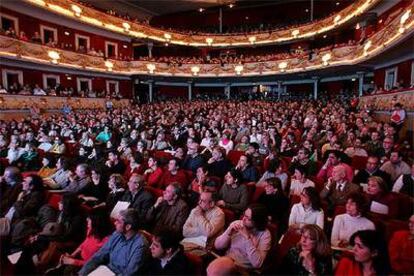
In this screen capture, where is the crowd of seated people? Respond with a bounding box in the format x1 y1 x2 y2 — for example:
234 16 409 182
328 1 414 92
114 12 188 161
0 97 413 275
0 82 123 99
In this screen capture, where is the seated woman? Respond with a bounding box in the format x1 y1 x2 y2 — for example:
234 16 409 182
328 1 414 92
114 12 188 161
331 193 375 248
143 157 163 188
289 187 324 230
123 152 144 181
289 166 315 196
217 169 248 215
218 131 234 154
257 177 289 225
257 159 288 191
335 230 390 276
234 135 249 152
79 168 109 205
58 210 112 274
388 214 414 274
93 173 126 212
48 137 66 155
281 224 332 275
365 176 398 218
37 155 56 178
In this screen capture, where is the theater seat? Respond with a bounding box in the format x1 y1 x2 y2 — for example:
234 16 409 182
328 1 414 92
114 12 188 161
227 150 244 166
47 192 63 210
275 228 301 267
185 252 203 276
351 156 368 171
144 186 164 198
252 186 265 203
221 207 236 226
245 182 256 203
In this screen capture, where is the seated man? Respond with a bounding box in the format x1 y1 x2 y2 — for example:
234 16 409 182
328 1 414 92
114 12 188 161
317 150 353 183
146 229 190 275
207 146 232 179
146 183 189 233
182 142 204 173
320 164 360 215
105 151 126 175
63 163 92 194
120 174 154 224
380 150 411 183
79 209 149 275
353 155 391 188
392 164 414 196
43 157 71 189
182 191 225 252
288 147 318 176
159 158 188 190
213 204 271 271
0 166 23 216
235 155 258 183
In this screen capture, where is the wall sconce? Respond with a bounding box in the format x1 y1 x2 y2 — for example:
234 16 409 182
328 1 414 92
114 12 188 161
147 63 156 74
105 60 114 71
248 36 256 44
334 15 341 24
206 37 213 46
291 29 300 38
363 40 371 56
322 53 331 66
235 65 244 75
400 10 411 25
48 50 60 64
278 62 288 72
164 33 171 42
122 22 131 32
191 66 200 76
71 4 82 17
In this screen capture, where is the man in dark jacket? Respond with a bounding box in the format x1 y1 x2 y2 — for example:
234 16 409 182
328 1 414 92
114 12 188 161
146 229 191 275
121 174 154 224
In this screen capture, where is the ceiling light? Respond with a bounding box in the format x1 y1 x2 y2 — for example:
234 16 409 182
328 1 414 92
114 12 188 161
64 31 70 36
323 34 327 38
355 23 360 30
352 78 356 81
229 3 234 8
71 4 82 17
363 40 372 54
164 33 171 40
400 10 411 25
322 53 331 65
334 15 341 23
336 2 340 6
305 9 309 13
292 29 300 37
199 8 204 12
122 22 131 32
248 36 256 44
278 62 288 72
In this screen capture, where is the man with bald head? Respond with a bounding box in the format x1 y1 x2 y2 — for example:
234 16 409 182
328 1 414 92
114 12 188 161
320 164 360 215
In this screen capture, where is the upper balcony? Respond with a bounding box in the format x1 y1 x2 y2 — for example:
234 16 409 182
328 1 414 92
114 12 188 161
21 0 380 47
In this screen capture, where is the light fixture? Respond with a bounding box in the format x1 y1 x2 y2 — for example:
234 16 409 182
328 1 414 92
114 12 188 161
352 78 356 81
164 33 172 41
123 44 128 49
305 9 309 13
400 10 411 25
336 2 340 6
399 27 405 33
334 15 341 24
229 3 234 8
48 50 60 64
323 34 327 38
322 53 331 65
292 29 300 37
147 63 156 74
278 62 288 72
248 36 256 44
363 40 372 55
355 23 360 30
198 8 204 12
191 66 200 76
122 22 131 32
235 65 244 75
206 37 213 46
71 4 82 17
64 31 70 36
105 60 114 71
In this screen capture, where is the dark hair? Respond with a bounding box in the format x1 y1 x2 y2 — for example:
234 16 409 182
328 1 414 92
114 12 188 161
302 187 321 211
368 176 388 193
120 208 140 231
299 147 310 156
249 142 260 150
347 192 368 216
248 203 268 231
26 174 44 192
170 158 180 168
58 157 71 170
267 159 281 173
265 177 282 191
294 165 308 177
241 154 252 166
153 228 182 251
228 168 243 184
169 182 182 199
88 210 113 240
350 230 390 275
61 193 82 218
43 154 56 167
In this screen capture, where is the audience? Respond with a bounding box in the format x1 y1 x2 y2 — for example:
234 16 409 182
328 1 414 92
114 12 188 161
289 187 324 230
392 163 414 196
217 169 248 215
257 177 289 225
388 214 414 274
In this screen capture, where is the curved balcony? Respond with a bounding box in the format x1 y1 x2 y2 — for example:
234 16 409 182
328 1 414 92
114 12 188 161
0 6 413 77
25 0 379 47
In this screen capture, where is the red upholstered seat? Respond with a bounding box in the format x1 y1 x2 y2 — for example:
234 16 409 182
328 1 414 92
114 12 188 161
185 252 203 276
227 150 244 166
144 186 164 198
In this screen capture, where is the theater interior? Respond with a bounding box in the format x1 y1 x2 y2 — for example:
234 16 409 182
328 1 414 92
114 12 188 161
0 0 413 275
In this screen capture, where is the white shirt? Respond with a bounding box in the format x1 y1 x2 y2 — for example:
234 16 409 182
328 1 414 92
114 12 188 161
38 142 52 152
392 174 413 193
289 179 315 196
331 213 375 246
7 147 23 163
289 203 324 229
219 139 234 154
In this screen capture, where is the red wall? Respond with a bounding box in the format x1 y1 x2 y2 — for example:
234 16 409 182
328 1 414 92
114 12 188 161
1 8 132 58
374 60 413 89
0 65 132 97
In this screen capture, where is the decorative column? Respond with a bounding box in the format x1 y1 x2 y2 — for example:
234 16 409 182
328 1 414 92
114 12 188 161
277 81 283 100
147 42 153 58
357 72 365 96
188 81 193 101
148 80 153 103
225 84 231 99
312 77 319 99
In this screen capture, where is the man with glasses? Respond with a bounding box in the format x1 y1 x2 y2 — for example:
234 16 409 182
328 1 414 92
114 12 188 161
353 156 391 188
183 142 204 173
289 147 317 176
212 204 271 271
182 191 225 254
79 209 149 275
